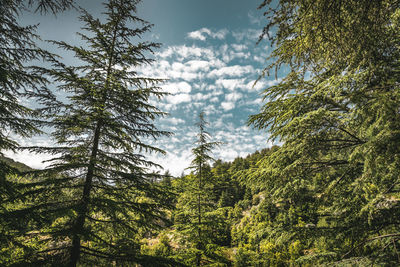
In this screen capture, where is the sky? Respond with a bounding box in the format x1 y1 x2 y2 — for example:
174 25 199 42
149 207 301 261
7 0 282 176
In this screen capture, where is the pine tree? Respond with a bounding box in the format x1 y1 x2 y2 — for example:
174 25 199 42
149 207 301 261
2 0 176 265
246 0 400 265
175 111 223 266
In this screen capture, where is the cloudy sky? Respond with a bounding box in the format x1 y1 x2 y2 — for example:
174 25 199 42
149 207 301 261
8 0 282 176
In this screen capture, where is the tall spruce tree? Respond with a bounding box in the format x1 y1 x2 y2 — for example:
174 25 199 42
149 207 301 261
2 0 175 265
175 112 222 266
246 0 400 265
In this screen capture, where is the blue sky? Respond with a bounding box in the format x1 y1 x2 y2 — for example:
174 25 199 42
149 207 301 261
9 0 281 176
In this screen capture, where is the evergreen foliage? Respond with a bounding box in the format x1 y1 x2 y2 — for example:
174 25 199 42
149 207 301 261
0 0 76 164
143 148 274 266
174 112 223 266
0 0 75 179
2 0 400 266
1 0 175 265
245 0 400 265
1 1 75 264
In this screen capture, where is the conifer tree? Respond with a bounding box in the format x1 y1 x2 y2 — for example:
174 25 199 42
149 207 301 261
0 1 75 263
0 0 75 176
175 111 222 266
247 0 400 265
0 1 76 151
2 0 175 265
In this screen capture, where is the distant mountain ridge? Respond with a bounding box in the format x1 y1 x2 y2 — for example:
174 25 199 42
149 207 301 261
0 156 33 172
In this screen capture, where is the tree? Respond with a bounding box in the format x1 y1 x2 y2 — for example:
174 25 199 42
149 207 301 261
174 111 224 266
0 1 77 264
0 0 76 180
0 0 77 158
2 0 176 265
246 0 400 265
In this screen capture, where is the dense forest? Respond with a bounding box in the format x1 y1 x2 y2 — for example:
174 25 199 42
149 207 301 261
1 0 400 266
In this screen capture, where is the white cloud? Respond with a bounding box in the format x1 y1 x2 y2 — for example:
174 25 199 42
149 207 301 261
221 101 235 111
266 78 282 87
210 96 219 103
2 136 57 170
246 80 264 91
185 60 211 72
218 45 252 63
232 28 262 43
212 29 229 39
147 149 193 176
166 93 191 104
187 59 226 72
165 117 185 125
225 92 243 102
187 28 229 41
217 148 239 161
230 51 251 61
163 81 192 94
188 30 207 41
193 92 212 101
171 62 184 71
253 134 267 143
203 105 218 116
245 97 263 106
180 72 198 81
232 44 247 51
157 45 215 61
254 54 268 64
245 78 281 92
213 117 224 128
216 78 246 91
208 65 254 78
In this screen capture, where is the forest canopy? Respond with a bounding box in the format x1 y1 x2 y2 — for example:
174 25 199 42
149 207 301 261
1 0 400 266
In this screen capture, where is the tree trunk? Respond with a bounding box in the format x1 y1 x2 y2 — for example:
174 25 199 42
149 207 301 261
69 121 102 267
69 23 117 266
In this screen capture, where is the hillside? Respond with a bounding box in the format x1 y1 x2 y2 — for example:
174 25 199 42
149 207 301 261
0 156 33 172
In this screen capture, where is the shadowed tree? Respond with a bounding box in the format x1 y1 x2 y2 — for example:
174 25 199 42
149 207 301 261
1 0 178 266
0 1 77 264
245 0 400 265
0 0 76 181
